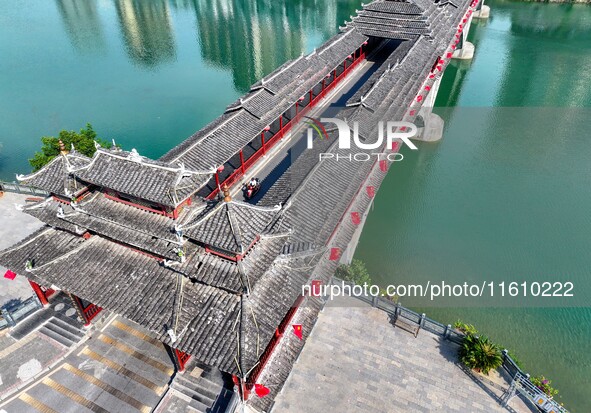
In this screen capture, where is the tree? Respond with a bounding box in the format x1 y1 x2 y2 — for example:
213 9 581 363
29 123 110 172
459 334 503 375
335 259 372 285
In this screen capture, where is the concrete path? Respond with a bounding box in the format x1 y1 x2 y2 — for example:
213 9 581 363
0 192 44 308
272 297 537 413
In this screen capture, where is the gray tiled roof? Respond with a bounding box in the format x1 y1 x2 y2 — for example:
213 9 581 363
0 226 86 272
74 148 212 207
17 152 90 198
179 200 284 255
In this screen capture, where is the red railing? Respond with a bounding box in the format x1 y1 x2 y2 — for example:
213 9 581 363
83 303 102 325
206 47 366 200
245 295 305 396
175 348 191 372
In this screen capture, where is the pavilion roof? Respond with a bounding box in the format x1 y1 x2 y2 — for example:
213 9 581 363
177 199 285 255
0 228 309 377
73 148 213 208
16 151 91 198
0 226 85 273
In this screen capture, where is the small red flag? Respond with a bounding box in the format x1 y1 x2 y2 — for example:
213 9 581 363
292 324 303 340
311 280 322 297
391 141 400 152
254 384 270 398
409 109 416 116
351 212 361 225
447 52 452 58
379 159 388 172
4 270 16 280
366 186 375 198
329 248 341 261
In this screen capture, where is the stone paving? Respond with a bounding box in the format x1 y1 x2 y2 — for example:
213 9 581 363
272 297 537 413
0 192 44 308
0 316 175 413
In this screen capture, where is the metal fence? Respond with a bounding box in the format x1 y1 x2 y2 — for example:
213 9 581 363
0 181 48 196
0 295 42 330
331 278 568 412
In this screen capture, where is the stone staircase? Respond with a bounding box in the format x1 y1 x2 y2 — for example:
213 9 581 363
39 313 85 348
170 367 236 413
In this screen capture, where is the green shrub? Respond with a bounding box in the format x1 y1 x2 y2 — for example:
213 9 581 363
459 334 503 375
453 319 478 336
335 259 372 286
531 376 559 398
29 123 110 171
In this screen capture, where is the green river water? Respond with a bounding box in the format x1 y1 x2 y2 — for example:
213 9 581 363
1 0 589 411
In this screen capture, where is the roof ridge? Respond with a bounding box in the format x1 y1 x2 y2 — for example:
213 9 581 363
226 204 245 254
16 155 64 182
167 110 243 165
0 226 54 257
68 194 181 245
29 232 93 272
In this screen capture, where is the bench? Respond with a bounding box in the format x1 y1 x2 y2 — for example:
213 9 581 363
25 197 44 203
394 316 420 338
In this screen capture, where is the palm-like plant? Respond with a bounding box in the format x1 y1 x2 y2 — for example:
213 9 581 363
459 334 503 375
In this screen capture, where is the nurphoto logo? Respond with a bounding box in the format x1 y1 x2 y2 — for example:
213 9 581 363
305 117 419 162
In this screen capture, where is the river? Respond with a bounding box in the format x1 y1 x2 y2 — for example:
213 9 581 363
1 0 589 411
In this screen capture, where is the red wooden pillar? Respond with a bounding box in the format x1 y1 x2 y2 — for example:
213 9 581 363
239 150 245 173
279 115 283 136
29 280 48 306
295 102 299 117
309 89 313 106
214 171 220 189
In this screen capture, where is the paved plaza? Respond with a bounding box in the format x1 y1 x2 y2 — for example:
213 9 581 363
273 297 537 413
0 192 43 308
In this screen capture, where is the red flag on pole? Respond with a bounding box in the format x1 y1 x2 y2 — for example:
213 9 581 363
292 324 303 340
255 384 270 398
351 212 361 225
311 280 322 297
379 160 388 172
366 186 375 198
329 248 341 261
4 270 16 280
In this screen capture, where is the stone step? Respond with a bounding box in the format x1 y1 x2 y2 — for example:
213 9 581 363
43 319 83 344
39 325 75 347
188 398 209 413
50 316 85 339
171 376 216 409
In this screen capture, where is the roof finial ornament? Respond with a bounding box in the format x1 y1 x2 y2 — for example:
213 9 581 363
129 148 142 163
222 183 232 203
58 139 69 155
